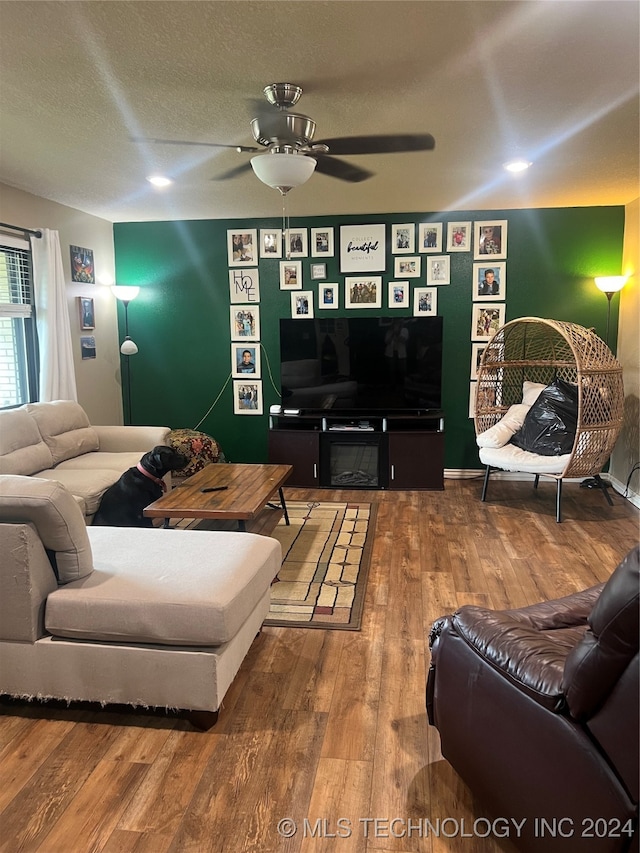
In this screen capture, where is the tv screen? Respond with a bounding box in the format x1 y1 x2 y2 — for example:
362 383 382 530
279 316 443 414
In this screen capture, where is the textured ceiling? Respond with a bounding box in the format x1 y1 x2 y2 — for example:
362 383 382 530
0 1 638 223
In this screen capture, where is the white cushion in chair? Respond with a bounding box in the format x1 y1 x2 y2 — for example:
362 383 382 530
477 404 530 449
479 445 571 474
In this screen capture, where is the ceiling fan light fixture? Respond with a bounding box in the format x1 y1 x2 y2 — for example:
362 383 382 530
146 175 173 187
503 159 532 173
250 152 316 194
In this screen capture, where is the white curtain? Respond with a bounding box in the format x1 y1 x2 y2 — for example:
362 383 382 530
31 228 77 401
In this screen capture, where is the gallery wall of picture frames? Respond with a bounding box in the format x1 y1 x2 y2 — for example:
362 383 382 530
225 219 508 417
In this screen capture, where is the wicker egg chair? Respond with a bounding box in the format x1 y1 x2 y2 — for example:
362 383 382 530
474 317 624 522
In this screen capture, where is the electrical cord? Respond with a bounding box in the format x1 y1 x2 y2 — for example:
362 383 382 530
624 462 640 498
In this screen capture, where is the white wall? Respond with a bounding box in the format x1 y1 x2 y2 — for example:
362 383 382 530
610 197 639 503
0 184 123 424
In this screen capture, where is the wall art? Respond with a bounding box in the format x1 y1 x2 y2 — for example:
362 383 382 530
229 268 260 303
311 227 334 257
319 283 339 309
413 287 438 316
345 276 382 308
391 223 415 254
471 304 506 341
470 343 487 379
446 221 472 252
418 222 443 253
70 246 95 283
474 220 508 260
388 281 409 308
80 335 96 359
260 229 282 258
426 255 450 285
285 228 308 258
233 380 263 415
230 305 260 341
340 224 386 272
394 256 421 278
78 296 95 330
279 260 302 289
311 263 326 280
231 343 261 379
291 291 314 318
227 229 257 266
473 262 506 301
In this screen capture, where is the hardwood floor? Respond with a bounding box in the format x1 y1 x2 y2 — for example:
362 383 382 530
1 478 638 853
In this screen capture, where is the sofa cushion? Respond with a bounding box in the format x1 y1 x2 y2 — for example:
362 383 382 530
55 451 143 472
45 527 282 646
0 475 93 583
36 468 125 517
0 407 54 475
25 400 99 465
476 404 530 449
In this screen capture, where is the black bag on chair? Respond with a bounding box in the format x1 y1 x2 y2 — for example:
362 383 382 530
511 378 578 456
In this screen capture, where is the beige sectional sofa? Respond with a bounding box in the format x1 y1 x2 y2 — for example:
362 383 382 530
0 400 170 521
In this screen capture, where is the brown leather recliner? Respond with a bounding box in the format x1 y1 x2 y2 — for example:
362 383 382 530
426 546 639 853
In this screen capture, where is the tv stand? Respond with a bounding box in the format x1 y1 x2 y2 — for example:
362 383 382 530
268 411 444 490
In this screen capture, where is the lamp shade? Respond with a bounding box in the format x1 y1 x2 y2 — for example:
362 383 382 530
250 152 316 193
594 276 627 294
120 337 138 355
111 285 140 302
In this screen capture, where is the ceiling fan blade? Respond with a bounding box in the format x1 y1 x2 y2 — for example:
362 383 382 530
212 161 254 181
317 134 435 156
130 136 259 152
314 156 373 183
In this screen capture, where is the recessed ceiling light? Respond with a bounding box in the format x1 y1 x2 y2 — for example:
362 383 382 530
503 159 532 173
146 175 173 187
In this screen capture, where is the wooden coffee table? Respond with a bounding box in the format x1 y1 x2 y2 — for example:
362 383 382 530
144 463 292 532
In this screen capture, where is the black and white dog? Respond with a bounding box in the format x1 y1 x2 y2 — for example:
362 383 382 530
92 445 188 527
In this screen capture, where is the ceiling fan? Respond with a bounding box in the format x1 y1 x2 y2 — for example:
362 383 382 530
133 83 435 193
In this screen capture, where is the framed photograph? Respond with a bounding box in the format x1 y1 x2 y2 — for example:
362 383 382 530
70 246 95 284
474 220 508 260
230 305 260 342
345 276 382 308
80 335 96 360
394 256 421 278
340 224 386 272
418 222 443 253
291 291 314 318
285 228 308 258
78 296 95 330
311 263 326 280
311 227 334 257
227 229 258 266
473 262 506 301
470 343 487 379
446 221 472 252
229 268 260 303
391 223 415 254
231 343 261 379
426 255 451 285
279 260 302 290
388 281 409 309
319 283 339 309
413 287 438 316
260 229 282 258
471 304 506 341
469 381 477 419
233 380 263 415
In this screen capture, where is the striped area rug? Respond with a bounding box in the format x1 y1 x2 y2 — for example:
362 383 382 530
264 500 376 630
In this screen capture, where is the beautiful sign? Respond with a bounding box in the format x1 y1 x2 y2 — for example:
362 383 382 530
340 224 386 272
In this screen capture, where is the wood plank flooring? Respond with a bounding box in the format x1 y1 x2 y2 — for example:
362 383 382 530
1 478 638 853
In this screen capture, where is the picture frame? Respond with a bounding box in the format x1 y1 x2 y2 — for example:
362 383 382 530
413 287 438 316
471 304 506 341
418 222 443 253
311 263 326 280
291 291 314 318
311 227 334 257
391 223 415 254
469 381 477 419
279 260 302 290
319 283 339 309
426 255 451 285
229 268 260 303
388 281 409 309
260 229 282 258
470 343 487 379
78 296 95 330
285 228 308 258
227 229 258 266
233 380 263 415
394 256 421 278
80 335 96 360
231 343 261 379
340 224 386 272
344 276 382 309
446 221 472 252
473 262 506 301
474 220 508 260
230 305 260 342
70 246 95 283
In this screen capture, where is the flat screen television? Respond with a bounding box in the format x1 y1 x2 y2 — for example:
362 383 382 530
279 316 443 414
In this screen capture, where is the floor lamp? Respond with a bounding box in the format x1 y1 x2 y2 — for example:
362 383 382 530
111 286 139 425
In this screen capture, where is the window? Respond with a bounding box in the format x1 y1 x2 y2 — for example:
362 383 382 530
0 235 38 408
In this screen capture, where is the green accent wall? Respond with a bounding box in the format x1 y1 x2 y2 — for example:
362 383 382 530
113 206 624 470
